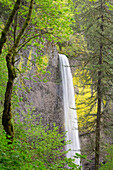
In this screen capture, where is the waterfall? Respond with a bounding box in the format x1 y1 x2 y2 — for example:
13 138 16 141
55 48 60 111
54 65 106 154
59 54 81 166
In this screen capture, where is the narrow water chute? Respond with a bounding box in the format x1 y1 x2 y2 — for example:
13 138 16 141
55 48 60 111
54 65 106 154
59 54 81 166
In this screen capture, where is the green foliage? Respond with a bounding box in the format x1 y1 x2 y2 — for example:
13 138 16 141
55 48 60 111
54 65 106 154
0 0 74 46
0 47 8 128
106 2 113 10
31 0 74 39
0 111 81 169
73 70 97 132
99 145 113 170
0 49 8 103
57 33 88 58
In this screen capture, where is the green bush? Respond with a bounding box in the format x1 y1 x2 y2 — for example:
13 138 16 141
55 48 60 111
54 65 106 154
0 113 81 170
99 145 113 170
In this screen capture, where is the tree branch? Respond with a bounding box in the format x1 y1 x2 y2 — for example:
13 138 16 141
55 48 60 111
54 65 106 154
0 0 21 55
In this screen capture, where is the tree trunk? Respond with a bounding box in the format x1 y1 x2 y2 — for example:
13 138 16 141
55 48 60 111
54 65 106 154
2 0 34 143
95 66 102 170
2 52 16 143
95 1 104 168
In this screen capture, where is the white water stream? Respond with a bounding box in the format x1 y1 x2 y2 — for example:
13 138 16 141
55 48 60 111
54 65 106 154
59 54 81 166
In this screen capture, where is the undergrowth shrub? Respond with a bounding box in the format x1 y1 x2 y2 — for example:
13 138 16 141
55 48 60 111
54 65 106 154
0 112 81 169
99 145 113 170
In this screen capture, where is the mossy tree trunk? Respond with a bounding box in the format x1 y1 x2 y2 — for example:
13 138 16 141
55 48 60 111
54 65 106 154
0 0 21 55
2 50 16 142
2 0 34 143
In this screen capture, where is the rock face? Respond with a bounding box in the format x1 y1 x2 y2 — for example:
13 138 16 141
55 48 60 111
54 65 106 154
16 41 64 132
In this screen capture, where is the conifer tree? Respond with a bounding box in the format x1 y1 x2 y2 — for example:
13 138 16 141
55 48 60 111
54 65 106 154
73 0 113 169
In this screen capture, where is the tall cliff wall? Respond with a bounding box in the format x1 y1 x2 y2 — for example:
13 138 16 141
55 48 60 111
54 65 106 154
15 41 64 132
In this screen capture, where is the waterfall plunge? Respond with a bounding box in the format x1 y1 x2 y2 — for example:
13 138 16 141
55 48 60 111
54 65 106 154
59 54 81 166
